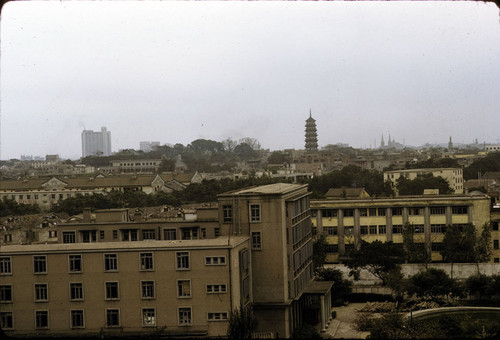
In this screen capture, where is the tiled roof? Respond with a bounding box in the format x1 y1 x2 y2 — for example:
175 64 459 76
325 187 368 198
223 183 305 195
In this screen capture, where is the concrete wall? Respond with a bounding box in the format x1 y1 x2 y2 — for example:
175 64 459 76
325 263 500 286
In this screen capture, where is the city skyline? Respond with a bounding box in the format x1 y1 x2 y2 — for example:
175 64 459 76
1 1 500 160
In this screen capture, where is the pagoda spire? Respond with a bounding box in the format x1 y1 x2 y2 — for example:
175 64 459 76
305 111 318 152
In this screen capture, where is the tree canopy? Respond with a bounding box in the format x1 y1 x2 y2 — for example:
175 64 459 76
344 240 405 285
266 151 291 165
0 197 41 217
463 151 500 180
440 223 492 264
396 173 453 195
405 156 459 169
308 165 393 198
406 268 460 300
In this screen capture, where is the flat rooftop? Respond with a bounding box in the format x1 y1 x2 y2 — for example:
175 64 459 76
0 236 249 254
311 193 489 206
220 183 307 196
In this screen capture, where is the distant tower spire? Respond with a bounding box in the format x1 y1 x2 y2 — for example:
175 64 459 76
448 136 453 150
305 111 318 152
380 134 385 148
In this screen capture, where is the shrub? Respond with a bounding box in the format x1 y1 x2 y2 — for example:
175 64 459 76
353 312 378 332
293 324 321 339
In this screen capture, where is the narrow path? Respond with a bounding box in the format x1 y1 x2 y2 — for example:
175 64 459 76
321 303 370 339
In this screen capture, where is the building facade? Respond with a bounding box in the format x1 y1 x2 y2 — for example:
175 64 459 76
217 183 332 338
81 127 112 157
109 159 163 174
0 183 333 338
0 238 249 337
0 173 202 209
311 194 499 264
384 168 465 194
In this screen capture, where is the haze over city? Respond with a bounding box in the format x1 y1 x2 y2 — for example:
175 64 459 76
1 0 500 160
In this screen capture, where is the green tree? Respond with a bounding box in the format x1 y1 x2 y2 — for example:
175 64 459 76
440 224 477 278
402 223 430 264
475 223 493 264
227 303 257 339
221 138 238 152
396 173 453 195
267 151 290 165
465 274 492 302
405 268 459 300
405 156 459 169
0 197 41 216
239 137 261 151
344 240 405 285
234 143 258 160
307 165 392 198
440 223 491 275
312 233 328 270
157 158 176 173
464 151 500 180
293 324 321 339
315 268 352 306
188 139 224 154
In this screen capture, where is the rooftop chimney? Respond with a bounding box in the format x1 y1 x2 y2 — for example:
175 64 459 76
83 208 91 223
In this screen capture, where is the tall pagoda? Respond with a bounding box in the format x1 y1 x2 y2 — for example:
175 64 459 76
305 110 318 151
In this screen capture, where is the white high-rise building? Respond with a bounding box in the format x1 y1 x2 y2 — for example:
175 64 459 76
81 127 112 157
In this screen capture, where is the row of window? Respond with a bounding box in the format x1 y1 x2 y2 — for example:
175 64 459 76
0 307 227 330
319 206 469 218
4 193 73 201
322 224 476 236
62 227 220 244
0 280 228 303
222 204 261 223
0 252 227 275
117 161 159 166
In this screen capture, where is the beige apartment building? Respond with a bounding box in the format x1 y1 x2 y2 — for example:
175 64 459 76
0 238 249 337
311 193 499 263
0 183 333 338
217 184 332 338
384 168 464 194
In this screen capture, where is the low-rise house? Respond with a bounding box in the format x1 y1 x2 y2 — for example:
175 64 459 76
0 173 201 209
325 187 371 199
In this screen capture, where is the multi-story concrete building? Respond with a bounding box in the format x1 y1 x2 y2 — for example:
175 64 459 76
0 183 333 338
311 193 499 264
109 159 162 174
81 127 112 157
217 183 331 338
0 238 249 337
384 168 464 194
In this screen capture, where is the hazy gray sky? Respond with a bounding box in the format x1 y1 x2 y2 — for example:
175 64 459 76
1 0 500 160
